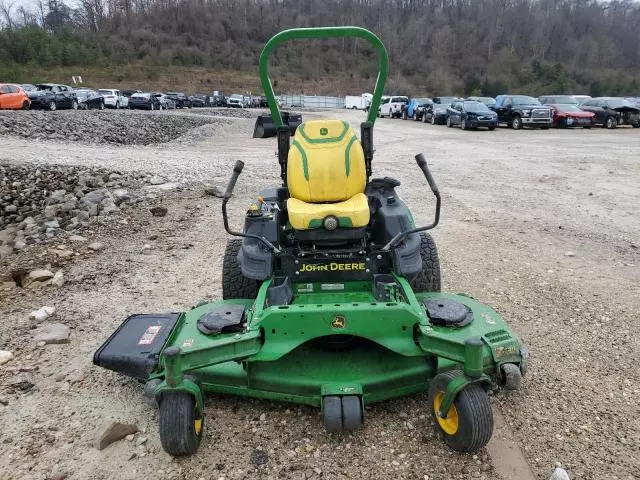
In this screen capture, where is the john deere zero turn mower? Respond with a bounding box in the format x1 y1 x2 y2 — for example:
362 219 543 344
94 27 527 456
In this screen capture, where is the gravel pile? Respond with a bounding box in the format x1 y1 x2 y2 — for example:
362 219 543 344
0 110 216 145
185 107 268 119
0 163 151 259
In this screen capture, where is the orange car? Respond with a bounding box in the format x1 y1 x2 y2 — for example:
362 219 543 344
0 83 30 110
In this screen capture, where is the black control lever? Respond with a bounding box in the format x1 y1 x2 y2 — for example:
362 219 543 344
222 161 281 254
381 153 441 251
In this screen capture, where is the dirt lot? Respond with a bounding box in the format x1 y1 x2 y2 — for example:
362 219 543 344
0 109 638 480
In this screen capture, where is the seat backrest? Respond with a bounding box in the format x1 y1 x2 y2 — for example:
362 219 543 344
287 119 366 203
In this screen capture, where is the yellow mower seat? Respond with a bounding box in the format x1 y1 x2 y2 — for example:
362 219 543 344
287 119 369 230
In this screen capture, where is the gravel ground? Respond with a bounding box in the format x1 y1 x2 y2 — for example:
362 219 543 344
0 110 224 145
0 110 638 480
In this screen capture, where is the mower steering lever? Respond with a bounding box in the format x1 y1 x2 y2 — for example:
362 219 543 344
381 153 441 251
221 161 281 254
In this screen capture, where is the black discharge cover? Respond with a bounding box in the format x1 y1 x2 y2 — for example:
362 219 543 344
197 304 246 335
93 313 180 380
425 299 474 328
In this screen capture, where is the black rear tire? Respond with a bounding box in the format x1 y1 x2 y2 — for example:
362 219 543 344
159 391 203 456
222 239 260 299
429 370 493 453
410 233 441 292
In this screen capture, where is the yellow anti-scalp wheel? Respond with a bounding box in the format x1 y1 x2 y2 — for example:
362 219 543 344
429 370 493 452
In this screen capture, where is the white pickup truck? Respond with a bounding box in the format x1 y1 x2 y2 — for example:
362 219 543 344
378 95 408 118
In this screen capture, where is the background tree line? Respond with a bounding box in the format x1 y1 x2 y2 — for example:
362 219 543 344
1 0 639 96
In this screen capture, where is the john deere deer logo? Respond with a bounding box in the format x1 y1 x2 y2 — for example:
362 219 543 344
320 127 328 136
331 315 346 329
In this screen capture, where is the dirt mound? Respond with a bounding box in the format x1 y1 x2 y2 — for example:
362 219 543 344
0 110 216 145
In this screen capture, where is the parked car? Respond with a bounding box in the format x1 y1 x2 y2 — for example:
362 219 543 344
27 84 77 111
624 97 640 108
580 97 640 128
121 89 142 104
548 104 595 128
571 95 592 105
446 100 498 130
403 97 430 120
493 95 552 129
98 89 127 109
433 96 458 105
189 95 206 107
128 93 162 110
149 92 171 109
538 95 579 106
379 95 408 118
0 83 30 110
465 96 496 108
209 94 226 106
227 94 245 108
413 99 434 121
75 89 105 110
21 84 36 92
425 97 458 125
166 92 191 108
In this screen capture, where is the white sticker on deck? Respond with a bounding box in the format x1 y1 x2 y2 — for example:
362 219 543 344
297 283 313 293
321 283 345 291
138 325 162 345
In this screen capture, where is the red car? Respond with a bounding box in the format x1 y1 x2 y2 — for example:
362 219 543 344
549 104 595 128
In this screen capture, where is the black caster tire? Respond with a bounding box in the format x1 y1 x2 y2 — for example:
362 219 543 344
159 391 203 456
500 363 523 391
322 396 342 433
429 370 493 453
341 396 363 431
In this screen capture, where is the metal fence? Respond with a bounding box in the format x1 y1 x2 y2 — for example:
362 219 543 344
280 95 345 109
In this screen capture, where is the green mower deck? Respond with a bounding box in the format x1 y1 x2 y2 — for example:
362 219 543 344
153 284 524 409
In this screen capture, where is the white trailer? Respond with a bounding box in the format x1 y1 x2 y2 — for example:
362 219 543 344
345 94 371 110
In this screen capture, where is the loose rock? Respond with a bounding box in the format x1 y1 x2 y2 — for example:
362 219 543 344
150 206 168 217
204 185 225 198
149 175 166 185
0 350 14 365
25 269 54 286
95 421 138 450
88 242 104 251
550 467 570 480
9 375 35 391
52 270 65 287
34 323 70 344
29 306 56 322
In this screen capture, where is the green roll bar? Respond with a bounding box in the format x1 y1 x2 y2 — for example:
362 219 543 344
259 26 389 127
